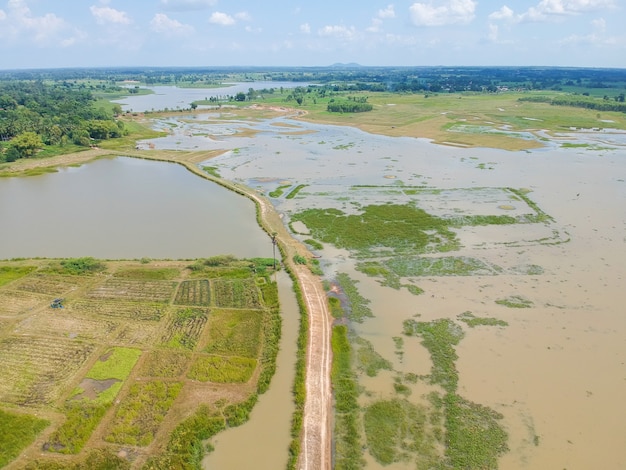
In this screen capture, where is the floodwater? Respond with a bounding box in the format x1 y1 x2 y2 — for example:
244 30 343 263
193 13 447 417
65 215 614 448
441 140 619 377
113 81 306 113
133 108 626 469
0 156 270 260
203 270 298 469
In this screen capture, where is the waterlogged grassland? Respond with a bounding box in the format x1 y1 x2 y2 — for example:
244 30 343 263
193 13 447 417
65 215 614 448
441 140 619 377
0 257 280 468
402 318 509 468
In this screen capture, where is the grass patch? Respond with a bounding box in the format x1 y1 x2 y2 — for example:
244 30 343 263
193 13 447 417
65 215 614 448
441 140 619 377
105 381 183 446
364 399 440 467
386 256 502 277
187 355 256 383
291 204 457 255
269 184 291 198
0 266 36 287
86 347 142 382
335 273 373 323
0 410 49 466
458 311 508 328
355 336 392 377
286 184 307 199
303 238 324 250
202 165 221 178
496 295 534 308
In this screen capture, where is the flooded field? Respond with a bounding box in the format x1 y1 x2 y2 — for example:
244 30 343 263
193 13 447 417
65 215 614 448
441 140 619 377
135 109 626 469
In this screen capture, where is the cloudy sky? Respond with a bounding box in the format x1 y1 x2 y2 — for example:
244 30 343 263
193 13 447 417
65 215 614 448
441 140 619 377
0 0 623 69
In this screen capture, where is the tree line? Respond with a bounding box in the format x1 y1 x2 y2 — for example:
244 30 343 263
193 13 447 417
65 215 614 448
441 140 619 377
0 81 124 162
519 94 626 113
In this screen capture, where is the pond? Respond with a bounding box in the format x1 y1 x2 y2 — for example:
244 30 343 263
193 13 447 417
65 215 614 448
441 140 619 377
0 156 271 260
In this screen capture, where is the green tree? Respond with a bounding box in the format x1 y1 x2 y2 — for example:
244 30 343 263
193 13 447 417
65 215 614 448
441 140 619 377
8 131 43 158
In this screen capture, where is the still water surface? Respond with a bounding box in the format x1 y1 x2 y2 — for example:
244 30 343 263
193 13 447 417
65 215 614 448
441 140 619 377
0 156 270 260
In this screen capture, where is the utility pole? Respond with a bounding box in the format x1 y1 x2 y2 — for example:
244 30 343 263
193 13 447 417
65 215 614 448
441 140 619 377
271 232 277 270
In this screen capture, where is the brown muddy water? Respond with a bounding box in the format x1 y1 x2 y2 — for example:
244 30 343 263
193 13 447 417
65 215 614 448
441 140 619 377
0 156 271 260
202 270 298 469
134 110 626 469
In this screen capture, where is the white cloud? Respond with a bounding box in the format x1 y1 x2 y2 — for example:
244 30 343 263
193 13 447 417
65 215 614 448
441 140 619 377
318 25 357 40
90 6 132 25
235 12 252 22
378 4 396 18
409 0 477 27
160 0 217 11
209 12 235 26
0 0 75 45
300 23 311 34
489 6 514 20
488 23 499 42
491 0 617 23
150 13 194 35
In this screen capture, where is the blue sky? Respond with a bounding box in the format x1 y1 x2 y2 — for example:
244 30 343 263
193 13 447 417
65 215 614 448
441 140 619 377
0 0 624 69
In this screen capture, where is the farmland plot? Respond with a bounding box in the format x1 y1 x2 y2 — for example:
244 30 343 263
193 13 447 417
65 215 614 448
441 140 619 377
70 298 166 321
86 278 177 303
13 311 118 341
0 336 94 405
213 278 261 309
174 279 211 306
0 290 51 317
13 274 90 296
160 307 209 350
114 321 163 347
204 309 263 358
138 349 191 378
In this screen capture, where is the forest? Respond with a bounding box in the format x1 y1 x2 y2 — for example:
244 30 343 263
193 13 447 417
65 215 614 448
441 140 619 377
0 81 124 162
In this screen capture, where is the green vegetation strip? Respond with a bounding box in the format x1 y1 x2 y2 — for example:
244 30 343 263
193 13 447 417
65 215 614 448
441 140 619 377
403 318 508 468
0 409 49 467
335 273 373 323
331 325 364 469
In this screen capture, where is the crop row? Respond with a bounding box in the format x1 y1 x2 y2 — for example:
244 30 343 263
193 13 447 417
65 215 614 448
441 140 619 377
213 278 261 309
160 308 209 350
86 278 177 303
15 311 118 341
70 299 166 321
174 280 211 306
14 274 87 296
0 336 94 405
0 290 50 316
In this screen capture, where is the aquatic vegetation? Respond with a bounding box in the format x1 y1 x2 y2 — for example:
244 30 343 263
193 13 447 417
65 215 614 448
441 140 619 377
457 311 508 328
335 273 374 323
496 295 534 308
